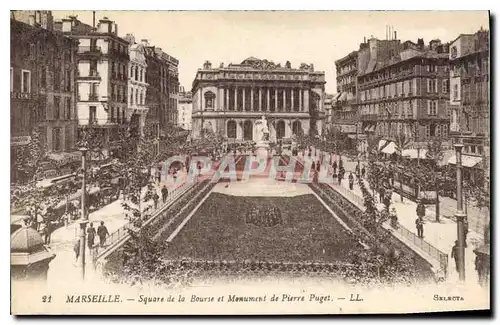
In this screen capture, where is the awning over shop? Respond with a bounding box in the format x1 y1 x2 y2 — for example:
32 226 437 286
381 141 396 154
448 155 482 167
438 150 456 166
402 148 428 159
347 134 358 139
378 139 387 150
338 92 348 101
369 125 376 132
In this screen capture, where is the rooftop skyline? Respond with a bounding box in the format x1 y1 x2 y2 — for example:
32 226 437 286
53 11 489 94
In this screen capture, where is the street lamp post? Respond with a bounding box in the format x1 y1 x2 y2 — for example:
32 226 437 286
78 147 89 280
454 143 466 282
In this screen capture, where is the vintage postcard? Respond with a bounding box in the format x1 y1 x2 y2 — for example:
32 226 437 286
10 10 490 315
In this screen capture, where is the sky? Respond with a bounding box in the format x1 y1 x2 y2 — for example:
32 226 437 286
54 11 489 94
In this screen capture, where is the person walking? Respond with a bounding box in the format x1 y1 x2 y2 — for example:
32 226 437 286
87 222 96 250
361 166 366 179
97 221 109 247
161 185 169 204
355 164 360 177
74 239 80 263
390 207 399 229
348 172 354 190
415 216 424 238
153 192 159 210
416 200 426 219
451 240 460 273
332 160 338 176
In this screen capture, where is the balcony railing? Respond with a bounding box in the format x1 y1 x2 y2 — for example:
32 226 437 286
78 46 101 54
78 71 101 80
88 94 99 101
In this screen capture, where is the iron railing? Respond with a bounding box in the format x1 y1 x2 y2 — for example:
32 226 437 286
97 181 195 255
329 180 449 279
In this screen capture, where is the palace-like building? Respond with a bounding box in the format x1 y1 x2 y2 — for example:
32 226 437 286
191 57 326 142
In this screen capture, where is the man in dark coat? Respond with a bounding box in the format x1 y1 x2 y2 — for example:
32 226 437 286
161 185 169 204
97 221 109 247
332 160 338 176
415 216 424 238
361 166 366 178
87 222 96 249
348 172 354 190
451 240 459 272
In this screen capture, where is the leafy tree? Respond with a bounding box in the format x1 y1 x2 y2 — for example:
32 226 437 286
11 130 47 184
394 132 411 161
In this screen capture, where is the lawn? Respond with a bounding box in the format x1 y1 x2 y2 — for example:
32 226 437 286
163 192 362 262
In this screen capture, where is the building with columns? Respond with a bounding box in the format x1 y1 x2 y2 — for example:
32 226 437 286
191 57 326 142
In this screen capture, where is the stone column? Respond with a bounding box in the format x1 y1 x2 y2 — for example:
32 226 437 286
291 89 295 111
283 88 286 111
251 87 254 111
274 88 278 112
243 88 247 110
259 87 262 111
235 86 238 111
267 88 270 111
304 89 310 112
226 87 229 111
299 88 302 111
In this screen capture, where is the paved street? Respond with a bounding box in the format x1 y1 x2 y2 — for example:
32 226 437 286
46 173 188 286
321 154 486 285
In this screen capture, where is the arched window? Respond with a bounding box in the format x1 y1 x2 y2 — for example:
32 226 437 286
227 120 237 139
243 120 253 140
135 66 139 81
276 120 286 140
204 91 215 109
292 121 302 136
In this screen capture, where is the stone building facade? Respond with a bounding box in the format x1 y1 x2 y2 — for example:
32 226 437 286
357 38 451 150
124 34 149 138
191 57 326 142
448 28 489 182
56 16 130 157
11 14 79 181
178 88 193 131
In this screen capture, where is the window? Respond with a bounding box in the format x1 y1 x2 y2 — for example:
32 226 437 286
204 91 215 108
10 68 13 92
52 128 62 152
453 84 458 100
65 127 72 151
29 43 36 60
21 70 31 93
427 100 437 116
65 69 71 91
227 120 237 138
89 106 97 124
54 96 60 120
135 89 138 104
442 79 449 93
139 92 143 106
130 90 134 105
442 124 448 138
39 66 47 88
427 78 437 93
65 97 71 120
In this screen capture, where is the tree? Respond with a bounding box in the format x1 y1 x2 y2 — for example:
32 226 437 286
11 130 47 184
424 139 445 222
394 132 411 161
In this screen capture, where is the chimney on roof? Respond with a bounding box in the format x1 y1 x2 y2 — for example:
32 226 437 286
394 30 397 40
417 38 424 50
124 33 135 45
364 36 366 43
141 39 149 46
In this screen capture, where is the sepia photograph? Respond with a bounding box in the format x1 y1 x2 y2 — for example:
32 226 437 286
9 9 491 315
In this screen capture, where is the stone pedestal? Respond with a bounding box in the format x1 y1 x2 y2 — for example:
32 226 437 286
255 141 270 158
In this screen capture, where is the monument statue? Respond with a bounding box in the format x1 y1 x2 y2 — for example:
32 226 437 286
254 116 269 143
253 116 270 157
